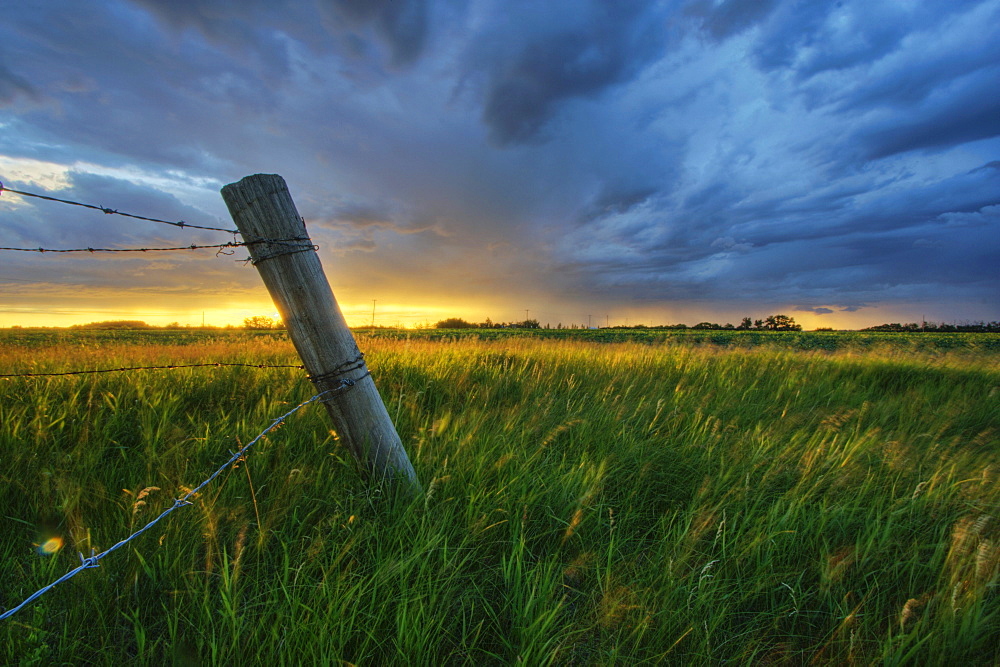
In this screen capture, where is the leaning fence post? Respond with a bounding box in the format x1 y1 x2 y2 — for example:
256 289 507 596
221 174 420 495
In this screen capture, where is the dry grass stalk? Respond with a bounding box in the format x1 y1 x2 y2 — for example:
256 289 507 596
131 486 161 515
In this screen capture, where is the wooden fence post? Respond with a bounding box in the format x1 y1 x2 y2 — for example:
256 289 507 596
221 174 420 495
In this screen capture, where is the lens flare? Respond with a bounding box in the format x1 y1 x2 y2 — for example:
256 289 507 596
36 537 63 555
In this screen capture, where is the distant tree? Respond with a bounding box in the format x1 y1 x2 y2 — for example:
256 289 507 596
762 314 801 331
515 319 540 329
243 316 281 330
737 317 753 330
693 321 721 330
434 317 476 329
72 320 152 330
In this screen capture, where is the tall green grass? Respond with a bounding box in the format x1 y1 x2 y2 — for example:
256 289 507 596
1 335 998 664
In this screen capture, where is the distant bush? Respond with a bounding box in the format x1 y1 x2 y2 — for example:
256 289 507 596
435 318 477 329
243 316 282 330
71 320 152 330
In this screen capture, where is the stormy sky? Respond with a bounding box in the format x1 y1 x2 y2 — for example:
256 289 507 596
1 0 997 328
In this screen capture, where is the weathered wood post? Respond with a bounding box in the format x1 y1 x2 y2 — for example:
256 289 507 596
221 174 420 495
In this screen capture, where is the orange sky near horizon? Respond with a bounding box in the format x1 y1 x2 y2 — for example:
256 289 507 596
0 287 923 331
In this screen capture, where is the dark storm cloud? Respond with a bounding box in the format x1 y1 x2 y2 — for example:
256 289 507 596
857 73 1000 159
745 0 983 76
554 152 1000 310
0 62 39 107
971 161 1000 174
0 2 287 174
828 19 1000 112
581 185 659 222
318 0 430 67
684 0 779 41
471 1 671 146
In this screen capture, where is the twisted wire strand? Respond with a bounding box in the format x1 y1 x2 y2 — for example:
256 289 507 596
0 362 305 379
0 182 237 233
0 388 343 622
0 237 311 255
307 353 365 385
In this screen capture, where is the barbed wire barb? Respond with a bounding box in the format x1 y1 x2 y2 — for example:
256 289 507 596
0 181 238 233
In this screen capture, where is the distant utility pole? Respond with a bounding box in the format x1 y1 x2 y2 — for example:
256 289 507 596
606 314 609 328
525 309 530 321
202 311 205 327
371 299 377 328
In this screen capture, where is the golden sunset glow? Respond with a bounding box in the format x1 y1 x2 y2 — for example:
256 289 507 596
0 297 919 331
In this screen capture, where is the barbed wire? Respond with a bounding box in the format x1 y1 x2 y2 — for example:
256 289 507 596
0 181 237 233
307 353 365 385
0 237 315 256
0 362 306 379
0 242 242 254
0 387 346 622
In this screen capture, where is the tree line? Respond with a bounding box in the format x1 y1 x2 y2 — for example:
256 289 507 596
862 321 1000 333
24 315 1000 333
435 314 803 331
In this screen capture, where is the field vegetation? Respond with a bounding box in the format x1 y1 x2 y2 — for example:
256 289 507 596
1 330 998 663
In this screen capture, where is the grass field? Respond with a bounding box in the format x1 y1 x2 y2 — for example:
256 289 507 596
1 331 998 664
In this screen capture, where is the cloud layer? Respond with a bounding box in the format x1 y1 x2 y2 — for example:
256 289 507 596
1 0 997 326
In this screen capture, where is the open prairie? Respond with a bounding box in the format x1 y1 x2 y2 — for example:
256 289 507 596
1 331 998 664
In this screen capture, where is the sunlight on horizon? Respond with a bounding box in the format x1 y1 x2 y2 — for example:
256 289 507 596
0 302 480 329
0 299 899 331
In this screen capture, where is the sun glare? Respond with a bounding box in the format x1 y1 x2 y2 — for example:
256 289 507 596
36 536 64 555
